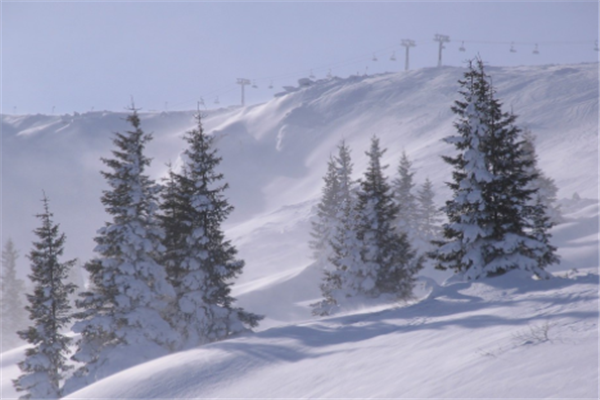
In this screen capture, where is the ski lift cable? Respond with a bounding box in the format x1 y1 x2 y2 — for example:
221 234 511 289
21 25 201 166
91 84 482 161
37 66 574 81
456 39 593 46
250 43 401 83
245 37 595 88
250 38 595 86
174 47 394 110
166 37 596 111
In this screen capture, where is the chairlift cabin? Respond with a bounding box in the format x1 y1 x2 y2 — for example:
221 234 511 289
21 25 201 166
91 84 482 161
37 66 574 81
326 69 332 79
252 80 258 89
459 41 466 52
510 42 517 53
372 53 378 61
532 44 539 55
309 70 316 79
595 40 599 52
268 81 274 89
390 51 397 61
214 97 220 105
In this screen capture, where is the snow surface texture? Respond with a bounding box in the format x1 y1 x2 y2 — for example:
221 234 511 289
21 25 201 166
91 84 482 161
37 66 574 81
1 63 598 398
4 265 597 398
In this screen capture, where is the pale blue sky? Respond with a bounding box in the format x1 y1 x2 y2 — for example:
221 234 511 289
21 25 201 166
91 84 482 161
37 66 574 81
2 1 598 114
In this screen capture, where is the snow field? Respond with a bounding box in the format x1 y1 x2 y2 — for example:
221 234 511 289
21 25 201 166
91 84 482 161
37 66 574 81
1 62 598 398
58 268 598 399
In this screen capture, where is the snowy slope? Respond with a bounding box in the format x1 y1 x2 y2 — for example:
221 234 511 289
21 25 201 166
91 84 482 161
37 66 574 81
2 63 597 268
1 62 598 398
2 62 598 327
57 266 597 399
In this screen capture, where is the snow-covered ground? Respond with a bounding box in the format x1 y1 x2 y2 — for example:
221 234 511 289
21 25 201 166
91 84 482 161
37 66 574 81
63 268 599 399
1 62 598 398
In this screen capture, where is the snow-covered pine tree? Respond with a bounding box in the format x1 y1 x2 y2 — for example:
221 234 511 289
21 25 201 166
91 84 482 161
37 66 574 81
65 107 178 394
159 162 188 285
521 129 562 224
356 136 422 299
431 58 558 280
309 155 340 266
13 195 77 399
528 195 560 270
430 60 493 278
159 113 262 349
1 238 28 351
312 140 362 315
416 178 443 244
393 151 419 238
484 82 558 279
520 129 561 269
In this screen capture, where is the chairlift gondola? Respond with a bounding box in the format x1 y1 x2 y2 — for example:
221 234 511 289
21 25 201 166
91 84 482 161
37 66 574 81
510 42 517 53
309 70 316 79
268 81 273 89
459 41 466 52
390 51 397 61
326 69 332 79
595 40 599 52
372 53 378 62
532 44 539 55
214 97 220 105
252 80 258 89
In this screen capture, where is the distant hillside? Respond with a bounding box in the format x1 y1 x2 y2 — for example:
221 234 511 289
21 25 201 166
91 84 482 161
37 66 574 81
2 62 598 285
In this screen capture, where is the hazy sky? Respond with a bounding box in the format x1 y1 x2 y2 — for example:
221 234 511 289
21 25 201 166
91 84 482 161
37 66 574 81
2 1 598 114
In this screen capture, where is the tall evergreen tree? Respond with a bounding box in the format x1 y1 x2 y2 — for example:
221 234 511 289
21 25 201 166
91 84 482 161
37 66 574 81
356 136 422 299
310 155 341 267
159 113 261 349
521 130 561 268
65 107 177 394
393 151 419 238
431 59 558 280
13 195 77 399
1 238 28 351
416 178 443 244
430 59 492 278
312 141 362 315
